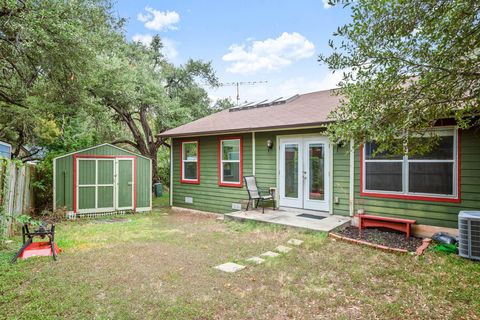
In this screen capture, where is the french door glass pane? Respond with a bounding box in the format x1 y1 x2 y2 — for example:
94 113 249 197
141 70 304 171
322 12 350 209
408 162 453 194
365 162 403 192
184 162 198 180
284 144 298 198
309 144 324 200
222 162 239 182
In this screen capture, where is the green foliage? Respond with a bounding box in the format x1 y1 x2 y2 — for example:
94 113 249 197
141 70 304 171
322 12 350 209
14 214 40 227
1 1 220 212
320 0 480 153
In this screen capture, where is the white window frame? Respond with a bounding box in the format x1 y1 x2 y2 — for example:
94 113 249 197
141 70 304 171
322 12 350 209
77 158 116 213
362 128 458 199
220 138 241 185
181 141 199 182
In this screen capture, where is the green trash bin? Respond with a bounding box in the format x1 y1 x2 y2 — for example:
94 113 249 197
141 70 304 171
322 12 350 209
153 183 163 197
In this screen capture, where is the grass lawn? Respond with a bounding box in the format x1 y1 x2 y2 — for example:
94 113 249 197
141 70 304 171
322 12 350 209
1 195 479 319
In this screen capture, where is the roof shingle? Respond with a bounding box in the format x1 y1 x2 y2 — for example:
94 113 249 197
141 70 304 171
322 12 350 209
159 89 340 137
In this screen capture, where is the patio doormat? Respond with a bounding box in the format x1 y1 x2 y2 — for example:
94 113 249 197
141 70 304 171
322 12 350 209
297 213 326 220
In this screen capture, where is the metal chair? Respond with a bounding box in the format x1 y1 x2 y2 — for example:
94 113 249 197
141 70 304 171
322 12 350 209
244 176 275 213
11 222 58 263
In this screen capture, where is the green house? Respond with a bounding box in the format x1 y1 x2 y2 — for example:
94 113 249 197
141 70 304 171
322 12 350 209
159 90 480 233
53 144 152 217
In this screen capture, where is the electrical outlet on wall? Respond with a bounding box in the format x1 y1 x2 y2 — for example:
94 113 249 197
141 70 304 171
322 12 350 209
334 196 340 204
185 197 193 204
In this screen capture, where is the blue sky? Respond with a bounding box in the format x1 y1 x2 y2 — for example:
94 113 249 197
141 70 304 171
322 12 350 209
113 0 352 103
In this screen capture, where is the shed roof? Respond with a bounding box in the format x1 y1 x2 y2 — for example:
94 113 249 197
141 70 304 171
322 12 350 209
53 143 150 161
159 89 341 138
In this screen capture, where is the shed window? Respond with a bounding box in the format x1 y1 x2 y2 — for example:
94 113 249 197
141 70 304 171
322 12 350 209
219 137 243 187
362 129 458 200
181 141 199 183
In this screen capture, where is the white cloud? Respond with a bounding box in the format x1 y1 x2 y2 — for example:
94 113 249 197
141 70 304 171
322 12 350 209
161 38 179 61
131 34 179 61
222 32 315 74
137 7 180 31
322 0 332 9
132 33 153 46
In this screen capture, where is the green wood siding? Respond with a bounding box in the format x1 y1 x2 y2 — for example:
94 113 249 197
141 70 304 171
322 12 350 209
172 134 253 213
172 128 351 215
353 129 480 228
54 144 151 212
332 144 350 216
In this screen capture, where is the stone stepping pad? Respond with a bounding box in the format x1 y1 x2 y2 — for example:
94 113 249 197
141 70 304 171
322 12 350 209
260 251 280 258
287 239 304 246
275 245 292 253
246 256 266 264
214 262 245 273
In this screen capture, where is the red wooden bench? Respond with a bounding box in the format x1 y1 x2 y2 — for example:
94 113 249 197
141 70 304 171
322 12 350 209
355 214 416 239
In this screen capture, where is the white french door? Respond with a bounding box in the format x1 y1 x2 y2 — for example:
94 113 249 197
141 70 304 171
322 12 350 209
279 136 330 211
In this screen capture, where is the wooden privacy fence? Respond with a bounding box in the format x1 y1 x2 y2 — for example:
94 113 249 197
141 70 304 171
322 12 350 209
0 159 35 238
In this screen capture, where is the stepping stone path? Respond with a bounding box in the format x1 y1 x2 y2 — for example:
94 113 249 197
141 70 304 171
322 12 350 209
287 239 304 246
214 262 245 273
275 245 292 253
214 239 303 273
260 251 281 258
246 256 265 264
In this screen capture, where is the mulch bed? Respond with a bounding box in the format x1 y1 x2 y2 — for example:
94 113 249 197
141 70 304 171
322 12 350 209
335 226 423 252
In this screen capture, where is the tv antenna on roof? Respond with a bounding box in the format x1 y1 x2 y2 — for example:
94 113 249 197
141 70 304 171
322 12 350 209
220 81 268 106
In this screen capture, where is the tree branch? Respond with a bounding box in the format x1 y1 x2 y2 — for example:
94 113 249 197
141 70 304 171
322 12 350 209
111 139 139 150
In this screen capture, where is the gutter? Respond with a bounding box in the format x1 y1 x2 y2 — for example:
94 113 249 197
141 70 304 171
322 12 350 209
158 122 334 139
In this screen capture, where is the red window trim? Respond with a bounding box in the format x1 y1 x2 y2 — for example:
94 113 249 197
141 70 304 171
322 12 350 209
180 139 200 184
73 154 137 214
359 131 461 203
218 136 243 188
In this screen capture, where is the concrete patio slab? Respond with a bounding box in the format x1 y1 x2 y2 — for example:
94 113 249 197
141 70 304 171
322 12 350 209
225 207 351 232
260 251 280 258
275 245 292 253
246 256 266 264
287 239 304 246
214 262 245 273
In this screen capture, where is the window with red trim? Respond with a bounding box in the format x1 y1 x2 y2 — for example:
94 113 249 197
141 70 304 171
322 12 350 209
218 137 243 187
362 128 459 201
180 140 200 184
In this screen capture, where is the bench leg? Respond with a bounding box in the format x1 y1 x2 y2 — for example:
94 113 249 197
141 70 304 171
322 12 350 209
358 219 363 238
406 224 410 240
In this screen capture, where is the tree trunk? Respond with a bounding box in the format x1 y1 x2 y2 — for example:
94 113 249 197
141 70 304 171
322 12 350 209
149 148 160 183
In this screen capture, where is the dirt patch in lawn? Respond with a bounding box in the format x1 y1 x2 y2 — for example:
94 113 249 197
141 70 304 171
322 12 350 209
335 226 423 252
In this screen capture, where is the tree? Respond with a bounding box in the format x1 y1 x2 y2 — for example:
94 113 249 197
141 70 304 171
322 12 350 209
90 35 218 182
0 0 119 158
320 0 480 154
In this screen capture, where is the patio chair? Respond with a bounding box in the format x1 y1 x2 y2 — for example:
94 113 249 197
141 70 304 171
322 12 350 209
244 176 275 213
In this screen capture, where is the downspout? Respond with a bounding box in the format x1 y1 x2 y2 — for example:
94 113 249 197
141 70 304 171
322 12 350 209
329 143 333 215
349 139 354 216
252 132 256 176
169 138 173 207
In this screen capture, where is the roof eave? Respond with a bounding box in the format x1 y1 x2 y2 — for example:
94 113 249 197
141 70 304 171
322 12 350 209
158 121 334 138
